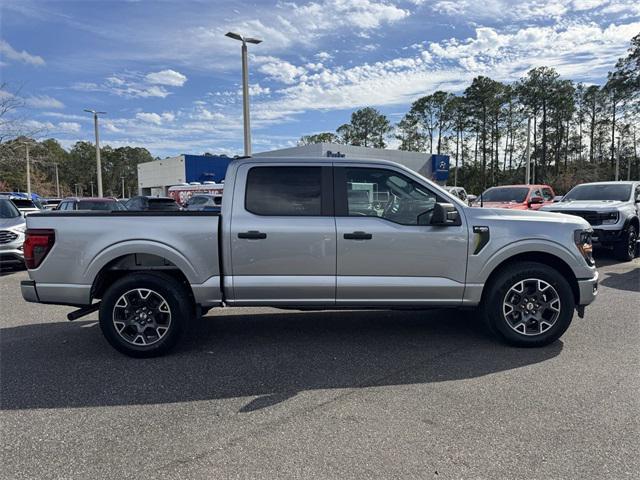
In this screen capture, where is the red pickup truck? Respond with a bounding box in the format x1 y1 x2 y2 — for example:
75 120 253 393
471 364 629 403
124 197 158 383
474 184 556 210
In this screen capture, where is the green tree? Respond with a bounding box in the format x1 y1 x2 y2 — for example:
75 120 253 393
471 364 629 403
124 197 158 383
337 107 391 148
298 132 340 145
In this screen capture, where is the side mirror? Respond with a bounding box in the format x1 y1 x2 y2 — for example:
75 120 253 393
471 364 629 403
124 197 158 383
528 196 544 206
429 203 460 226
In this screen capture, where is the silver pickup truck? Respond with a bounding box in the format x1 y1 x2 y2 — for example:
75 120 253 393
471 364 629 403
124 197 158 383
541 181 640 262
21 157 599 357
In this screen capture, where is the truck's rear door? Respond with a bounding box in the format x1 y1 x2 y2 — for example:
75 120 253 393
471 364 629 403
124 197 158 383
227 163 336 305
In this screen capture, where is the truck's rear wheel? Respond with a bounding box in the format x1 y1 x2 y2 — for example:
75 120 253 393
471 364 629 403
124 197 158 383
99 272 192 357
482 262 575 347
613 224 637 262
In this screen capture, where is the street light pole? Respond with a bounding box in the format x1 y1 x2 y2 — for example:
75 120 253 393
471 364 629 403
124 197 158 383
615 135 621 181
90 181 94 197
25 143 31 196
225 32 262 156
121 176 125 199
84 109 106 196
54 162 60 198
525 117 531 185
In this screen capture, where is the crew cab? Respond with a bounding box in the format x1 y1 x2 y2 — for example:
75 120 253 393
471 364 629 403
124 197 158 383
475 184 555 210
21 157 599 357
541 181 640 261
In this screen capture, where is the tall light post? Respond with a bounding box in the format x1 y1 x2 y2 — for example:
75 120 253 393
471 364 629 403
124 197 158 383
524 117 531 185
53 162 60 198
615 135 621 181
84 109 106 196
18 141 32 197
225 31 262 156
121 176 125 198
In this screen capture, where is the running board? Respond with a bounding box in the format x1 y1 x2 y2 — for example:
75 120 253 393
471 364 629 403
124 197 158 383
67 302 101 321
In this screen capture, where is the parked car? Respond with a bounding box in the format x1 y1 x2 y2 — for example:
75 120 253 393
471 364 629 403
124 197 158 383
474 184 556 210
42 198 62 210
21 156 598 357
541 181 640 261
56 197 127 211
444 186 471 205
185 194 222 212
0 198 26 268
125 196 181 211
9 198 41 216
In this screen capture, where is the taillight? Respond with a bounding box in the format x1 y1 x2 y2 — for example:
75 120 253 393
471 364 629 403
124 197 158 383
24 229 55 269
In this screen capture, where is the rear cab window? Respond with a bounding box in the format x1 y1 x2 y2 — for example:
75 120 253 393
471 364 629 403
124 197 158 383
245 166 331 216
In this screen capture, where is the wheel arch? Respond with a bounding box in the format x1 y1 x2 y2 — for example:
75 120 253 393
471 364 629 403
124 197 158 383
480 251 580 306
90 253 195 304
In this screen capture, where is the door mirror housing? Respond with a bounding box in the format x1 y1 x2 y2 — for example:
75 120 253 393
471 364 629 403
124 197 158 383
528 196 544 206
428 203 460 226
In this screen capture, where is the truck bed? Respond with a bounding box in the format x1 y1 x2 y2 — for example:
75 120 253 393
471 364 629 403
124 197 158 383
24 211 221 306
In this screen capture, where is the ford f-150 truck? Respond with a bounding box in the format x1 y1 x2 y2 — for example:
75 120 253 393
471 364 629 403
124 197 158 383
21 157 599 357
541 181 640 262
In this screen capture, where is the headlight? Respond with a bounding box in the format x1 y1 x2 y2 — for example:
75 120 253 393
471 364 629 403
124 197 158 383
11 224 27 234
574 229 595 266
601 212 618 225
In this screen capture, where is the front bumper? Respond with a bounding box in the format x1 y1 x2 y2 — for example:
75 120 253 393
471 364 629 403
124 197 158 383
577 270 599 306
0 239 25 265
592 228 624 244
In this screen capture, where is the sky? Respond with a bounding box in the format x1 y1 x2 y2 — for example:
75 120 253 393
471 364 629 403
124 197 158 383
1 0 639 158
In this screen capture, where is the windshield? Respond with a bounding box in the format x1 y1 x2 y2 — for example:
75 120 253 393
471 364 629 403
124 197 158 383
0 199 21 218
563 184 632 202
188 196 210 206
148 199 180 211
77 200 125 211
481 187 529 203
11 199 38 208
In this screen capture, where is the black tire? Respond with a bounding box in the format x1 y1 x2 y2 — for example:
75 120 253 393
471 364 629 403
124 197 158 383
482 261 575 348
613 223 637 262
99 272 193 357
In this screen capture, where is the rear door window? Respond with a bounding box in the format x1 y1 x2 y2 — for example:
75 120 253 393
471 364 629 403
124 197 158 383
245 166 323 216
542 188 554 201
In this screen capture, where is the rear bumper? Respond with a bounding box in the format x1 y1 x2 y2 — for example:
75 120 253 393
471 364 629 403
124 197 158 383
577 270 599 306
20 280 91 306
21 280 39 302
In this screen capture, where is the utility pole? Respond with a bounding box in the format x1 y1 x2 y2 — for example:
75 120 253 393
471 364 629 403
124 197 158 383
75 183 80 197
53 163 60 198
84 109 106 196
19 142 32 196
225 32 262 156
90 181 94 197
121 176 125 198
525 117 531 185
615 136 621 181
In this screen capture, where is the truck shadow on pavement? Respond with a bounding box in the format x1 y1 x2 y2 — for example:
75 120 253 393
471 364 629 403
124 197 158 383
0 309 563 411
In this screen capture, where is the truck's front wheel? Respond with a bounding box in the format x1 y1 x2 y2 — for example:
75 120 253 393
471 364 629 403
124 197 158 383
613 224 637 262
99 272 192 357
483 262 575 347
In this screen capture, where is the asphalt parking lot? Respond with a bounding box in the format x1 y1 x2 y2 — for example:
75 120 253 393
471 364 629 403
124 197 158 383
1 254 638 479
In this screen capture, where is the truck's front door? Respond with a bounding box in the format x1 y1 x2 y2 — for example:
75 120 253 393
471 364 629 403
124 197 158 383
229 163 336 305
334 165 468 306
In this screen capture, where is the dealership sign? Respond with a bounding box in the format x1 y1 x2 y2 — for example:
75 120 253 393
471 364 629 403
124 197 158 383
431 154 450 181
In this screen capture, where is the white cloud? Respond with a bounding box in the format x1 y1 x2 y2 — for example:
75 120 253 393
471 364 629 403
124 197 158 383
0 40 45 66
429 0 640 21
58 122 81 133
257 57 307 84
135 112 176 125
315 51 333 61
26 95 65 109
145 69 188 86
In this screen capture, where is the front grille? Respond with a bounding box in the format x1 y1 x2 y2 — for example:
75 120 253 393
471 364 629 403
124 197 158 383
550 210 612 226
0 230 19 244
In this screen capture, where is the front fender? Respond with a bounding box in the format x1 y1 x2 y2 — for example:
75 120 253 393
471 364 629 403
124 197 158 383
470 238 590 285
